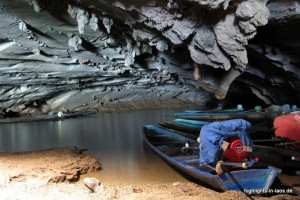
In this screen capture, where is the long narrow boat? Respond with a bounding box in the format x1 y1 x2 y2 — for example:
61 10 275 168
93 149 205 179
184 106 224 113
173 119 210 126
143 125 280 194
250 145 300 170
157 123 198 139
159 120 273 140
158 122 200 135
179 106 258 114
158 119 209 135
0 112 96 124
175 111 266 122
155 124 299 170
184 107 249 113
162 119 209 134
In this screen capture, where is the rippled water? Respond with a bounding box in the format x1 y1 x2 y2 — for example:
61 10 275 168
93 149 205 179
0 109 191 184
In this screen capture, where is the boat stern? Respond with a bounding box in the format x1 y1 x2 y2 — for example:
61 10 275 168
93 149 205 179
216 166 281 195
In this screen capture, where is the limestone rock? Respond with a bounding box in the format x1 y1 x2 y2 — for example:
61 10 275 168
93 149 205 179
68 36 82 51
187 0 228 9
77 9 89 34
28 0 44 13
83 178 104 193
103 17 114 34
214 14 249 68
90 14 99 31
236 0 269 34
267 0 300 24
0 0 299 114
189 26 231 70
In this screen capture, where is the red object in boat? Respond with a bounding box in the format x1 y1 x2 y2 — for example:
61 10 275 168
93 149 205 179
273 113 300 148
253 157 259 162
223 138 249 162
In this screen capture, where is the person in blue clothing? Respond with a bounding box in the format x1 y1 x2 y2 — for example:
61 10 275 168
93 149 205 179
197 119 253 167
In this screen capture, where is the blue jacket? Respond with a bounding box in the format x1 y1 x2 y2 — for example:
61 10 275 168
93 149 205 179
199 119 253 166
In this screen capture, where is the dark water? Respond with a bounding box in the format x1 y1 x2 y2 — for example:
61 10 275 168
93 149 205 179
0 109 190 184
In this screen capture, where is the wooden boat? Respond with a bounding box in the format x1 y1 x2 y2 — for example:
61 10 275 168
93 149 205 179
0 112 96 124
184 107 248 113
184 106 224 113
155 124 299 171
158 119 209 135
175 111 266 122
157 123 198 139
143 125 281 194
185 103 229 112
250 144 300 170
159 120 273 140
163 119 210 134
173 119 210 126
158 122 200 135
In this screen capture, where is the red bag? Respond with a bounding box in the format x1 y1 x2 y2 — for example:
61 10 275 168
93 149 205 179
273 113 300 148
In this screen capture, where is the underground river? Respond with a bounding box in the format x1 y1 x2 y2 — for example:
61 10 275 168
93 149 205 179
0 109 191 184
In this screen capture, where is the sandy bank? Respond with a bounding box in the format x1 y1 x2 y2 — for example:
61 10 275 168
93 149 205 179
0 147 299 200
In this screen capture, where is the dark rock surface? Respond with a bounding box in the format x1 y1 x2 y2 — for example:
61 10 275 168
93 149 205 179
0 0 299 115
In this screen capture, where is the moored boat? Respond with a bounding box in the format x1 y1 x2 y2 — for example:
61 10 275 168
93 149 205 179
0 112 96 124
250 145 300 171
175 111 266 122
159 120 273 140
184 107 246 114
158 122 200 134
143 125 281 194
184 104 251 113
158 119 210 134
156 123 299 170
173 118 210 126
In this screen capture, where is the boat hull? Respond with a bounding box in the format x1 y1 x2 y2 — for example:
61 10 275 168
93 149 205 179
143 125 280 194
175 112 266 122
0 112 96 124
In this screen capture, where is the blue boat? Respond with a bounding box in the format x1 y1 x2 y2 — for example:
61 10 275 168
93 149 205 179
156 124 299 170
173 118 210 127
158 121 200 134
157 119 209 134
143 125 281 194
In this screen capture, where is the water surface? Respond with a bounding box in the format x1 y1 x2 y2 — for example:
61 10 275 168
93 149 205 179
0 109 191 184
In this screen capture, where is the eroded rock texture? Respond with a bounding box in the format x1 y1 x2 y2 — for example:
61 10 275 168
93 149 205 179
0 0 299 115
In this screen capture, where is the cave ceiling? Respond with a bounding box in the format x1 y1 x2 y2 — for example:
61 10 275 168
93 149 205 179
0 0 299 115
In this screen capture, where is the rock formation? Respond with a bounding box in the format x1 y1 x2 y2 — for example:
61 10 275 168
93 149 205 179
0 0 299 115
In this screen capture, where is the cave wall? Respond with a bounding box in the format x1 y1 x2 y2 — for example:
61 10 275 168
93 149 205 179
240 0 300 105
0 0 299 115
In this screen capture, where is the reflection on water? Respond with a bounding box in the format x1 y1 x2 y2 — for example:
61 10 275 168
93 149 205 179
0 109 190 184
